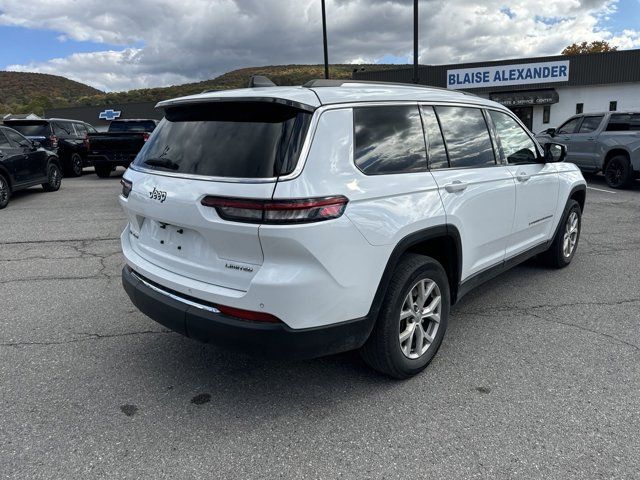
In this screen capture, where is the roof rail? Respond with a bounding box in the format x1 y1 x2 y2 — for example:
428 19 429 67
248 75 277 88
302 78 478 96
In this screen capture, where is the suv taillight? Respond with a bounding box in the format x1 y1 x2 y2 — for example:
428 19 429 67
49 135 58 148
143 132 150 142
83 134 90 150
201 195 349 224
120 178 132 198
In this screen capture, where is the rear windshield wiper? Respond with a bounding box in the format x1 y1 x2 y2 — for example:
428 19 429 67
143 158 180 171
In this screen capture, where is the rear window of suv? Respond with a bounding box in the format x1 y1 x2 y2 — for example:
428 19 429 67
134 102 312 178
109 120 157 133
4 122 50 137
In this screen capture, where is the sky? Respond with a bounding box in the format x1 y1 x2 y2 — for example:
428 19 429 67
1 0 639 92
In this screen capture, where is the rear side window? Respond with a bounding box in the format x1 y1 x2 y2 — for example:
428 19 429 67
578 116 604 133
74 123 88 137
109 120 156 132
435 106 495 168
606 113 640 131
52 122 73 137
353 105 427 175
0 130 11 148
4 122 49 137
134 102 312 178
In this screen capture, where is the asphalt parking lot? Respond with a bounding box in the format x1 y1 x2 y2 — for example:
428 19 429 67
1 171 639 480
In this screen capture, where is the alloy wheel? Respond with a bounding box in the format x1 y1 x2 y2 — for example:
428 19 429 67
0 176 8 204
398 278 442 359
50 166 61 189
605 159 623 187
563 210 579 258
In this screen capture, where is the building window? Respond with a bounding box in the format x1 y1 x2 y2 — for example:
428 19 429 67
609 101 617 111
576 103 583 114
543 106 551 124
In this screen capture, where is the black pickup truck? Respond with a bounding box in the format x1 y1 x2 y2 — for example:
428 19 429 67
87 119 158 178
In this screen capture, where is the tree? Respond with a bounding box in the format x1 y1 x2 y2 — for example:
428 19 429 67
562 41 617 55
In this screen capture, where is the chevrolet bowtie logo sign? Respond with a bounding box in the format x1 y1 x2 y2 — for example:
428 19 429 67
99 109 122 121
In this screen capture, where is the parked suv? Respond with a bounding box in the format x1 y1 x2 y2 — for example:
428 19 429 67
536 112 640 188
3 118 97 177
119 79 586 378
0 126 62 209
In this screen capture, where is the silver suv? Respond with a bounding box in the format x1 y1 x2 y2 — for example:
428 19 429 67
536 112 640 189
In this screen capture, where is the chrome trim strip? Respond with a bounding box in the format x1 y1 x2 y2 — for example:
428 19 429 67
131 271 221 314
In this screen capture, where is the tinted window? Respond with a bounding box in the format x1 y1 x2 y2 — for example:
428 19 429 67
489 111 538 165
52 122 73 137
86 124 98 133
420 106 448 169
354 106 427 175
557 117 581 134
0 130 11 148
4 122 49 137
606 113 640 131
109 120 157 133
435 107 495 168
74 123 88 136
578 116 603 133
134 102 312 178
4 128 31 148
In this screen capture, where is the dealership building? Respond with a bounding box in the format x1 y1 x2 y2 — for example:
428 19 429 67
44 49 640 134
354 49 640 133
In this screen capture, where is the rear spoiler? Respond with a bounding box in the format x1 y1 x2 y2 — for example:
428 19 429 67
155 96 317 113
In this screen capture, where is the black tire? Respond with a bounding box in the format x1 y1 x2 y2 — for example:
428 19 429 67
95 165 112 178
360 254 450 379
539 199 581 268
0 173 10 209
42 163 62 192
66 153 84 177
604 155 633 189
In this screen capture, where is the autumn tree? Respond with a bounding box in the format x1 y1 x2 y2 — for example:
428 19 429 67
562 41 618 55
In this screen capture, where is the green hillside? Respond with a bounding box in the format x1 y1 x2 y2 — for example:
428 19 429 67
3 64 401 115
0 71 102 116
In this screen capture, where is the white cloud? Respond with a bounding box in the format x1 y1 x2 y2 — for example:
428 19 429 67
1 0 638 91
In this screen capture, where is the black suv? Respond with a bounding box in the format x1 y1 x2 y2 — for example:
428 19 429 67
3 118 97 177
0 126 62 209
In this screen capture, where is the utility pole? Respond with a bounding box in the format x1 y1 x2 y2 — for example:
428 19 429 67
413 0 419 83
321 0 329 79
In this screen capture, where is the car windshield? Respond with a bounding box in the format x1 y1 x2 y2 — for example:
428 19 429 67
133 101 312 178
108 121 156 132
4 122 49 137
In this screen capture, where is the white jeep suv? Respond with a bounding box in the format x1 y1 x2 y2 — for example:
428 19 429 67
120 78 586 378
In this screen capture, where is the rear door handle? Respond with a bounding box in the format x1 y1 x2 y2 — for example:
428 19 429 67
516 172 531 182
444 180 468 193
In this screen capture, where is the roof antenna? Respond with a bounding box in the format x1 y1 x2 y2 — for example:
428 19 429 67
248 75 277 88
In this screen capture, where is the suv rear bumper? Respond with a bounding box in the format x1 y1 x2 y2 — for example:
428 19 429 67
122 266 373 359
88 154 136 167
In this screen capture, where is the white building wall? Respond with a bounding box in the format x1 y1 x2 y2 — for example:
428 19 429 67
478 83 640 134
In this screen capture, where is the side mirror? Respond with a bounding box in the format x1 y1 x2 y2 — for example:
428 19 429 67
544 142 566 163
31 140 41 149
544 128 556 137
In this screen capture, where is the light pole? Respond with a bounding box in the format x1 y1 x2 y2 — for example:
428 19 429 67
413 0 419 84
321 0 329 79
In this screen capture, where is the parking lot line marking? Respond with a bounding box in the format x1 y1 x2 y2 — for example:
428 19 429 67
587 186 617 194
